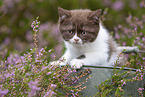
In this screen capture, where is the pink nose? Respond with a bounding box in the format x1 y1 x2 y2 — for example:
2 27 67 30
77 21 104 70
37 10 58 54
74 39 79 42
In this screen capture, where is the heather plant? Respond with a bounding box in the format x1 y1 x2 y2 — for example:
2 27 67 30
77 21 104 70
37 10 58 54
114 14 145 68
95 53 145 97
0 17 91 97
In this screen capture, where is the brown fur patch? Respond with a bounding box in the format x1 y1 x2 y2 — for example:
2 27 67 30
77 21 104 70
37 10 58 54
58 8 101 43
108 38 127 65
108 37 117 61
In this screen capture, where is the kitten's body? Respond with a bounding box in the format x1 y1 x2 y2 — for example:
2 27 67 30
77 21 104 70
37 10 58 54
51 8 118 69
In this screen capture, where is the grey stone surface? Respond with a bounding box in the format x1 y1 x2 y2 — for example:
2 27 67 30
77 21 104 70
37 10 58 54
76 67 145 97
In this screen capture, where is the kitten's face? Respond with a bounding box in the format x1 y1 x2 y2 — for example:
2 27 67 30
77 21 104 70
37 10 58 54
58 7 101 45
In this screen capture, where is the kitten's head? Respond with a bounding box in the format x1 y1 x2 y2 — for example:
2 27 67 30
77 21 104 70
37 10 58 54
58 7 101 45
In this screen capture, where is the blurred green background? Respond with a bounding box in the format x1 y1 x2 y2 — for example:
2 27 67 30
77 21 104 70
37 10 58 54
0 0 145 63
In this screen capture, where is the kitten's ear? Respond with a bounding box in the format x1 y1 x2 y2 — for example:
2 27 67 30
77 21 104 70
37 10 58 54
88 9 102 23
58 7 71 21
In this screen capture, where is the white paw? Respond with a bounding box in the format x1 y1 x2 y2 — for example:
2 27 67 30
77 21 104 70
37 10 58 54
70 59 84 69
49 61 66 66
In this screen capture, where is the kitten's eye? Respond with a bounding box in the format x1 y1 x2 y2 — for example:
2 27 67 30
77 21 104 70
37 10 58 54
68 30 73 34
81 31 86 35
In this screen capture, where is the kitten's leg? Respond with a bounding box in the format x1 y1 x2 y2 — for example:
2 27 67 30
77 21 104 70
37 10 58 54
70 52 109 69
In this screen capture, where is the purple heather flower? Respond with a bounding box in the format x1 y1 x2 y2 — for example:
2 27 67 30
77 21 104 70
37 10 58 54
134 27 137 31
123 82 126 85
44 92 50 97
28 90 37 97
73 69 77 72
142 37 145 41
35 60 42 63
122 42 126 46
31 85 40 91
4 73 12 78
138 88 144 91
140 1 145 8
112 1 124 11
140 43 144 47
48 49 52 53
118 25 122 28
40 48 44 52
51 84 57 88
28 80 40 91
41 66 49 71
115 33 120 39
35 30 38 32
88 71 91 73
136 37 140 40
35 25 39 28
3 37 10 45
46 72 52 75
70 90 74 93
31 24 34 28
121 81 126 86
43 90 56 97
59 58 64 61
0 89 9 95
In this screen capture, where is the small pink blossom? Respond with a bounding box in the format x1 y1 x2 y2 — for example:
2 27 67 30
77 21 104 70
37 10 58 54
48 49 52 53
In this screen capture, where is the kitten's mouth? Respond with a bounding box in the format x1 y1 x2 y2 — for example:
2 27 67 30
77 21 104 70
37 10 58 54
75 41 79 44
75 41 83 45
70 41 81 45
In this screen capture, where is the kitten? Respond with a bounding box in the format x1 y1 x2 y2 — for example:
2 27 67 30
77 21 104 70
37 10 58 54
51 7 118 69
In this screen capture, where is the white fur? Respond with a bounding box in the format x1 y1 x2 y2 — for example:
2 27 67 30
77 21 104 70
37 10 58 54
51 23 118 69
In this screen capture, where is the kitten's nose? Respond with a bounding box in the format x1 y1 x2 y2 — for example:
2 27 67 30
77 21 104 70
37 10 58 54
74 39 79 42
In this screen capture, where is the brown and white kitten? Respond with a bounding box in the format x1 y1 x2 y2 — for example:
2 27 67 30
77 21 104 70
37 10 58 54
51 7 118 69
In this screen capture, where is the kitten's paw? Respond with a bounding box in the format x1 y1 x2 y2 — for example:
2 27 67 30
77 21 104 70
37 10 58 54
70 59 84 69
49 61 66 66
